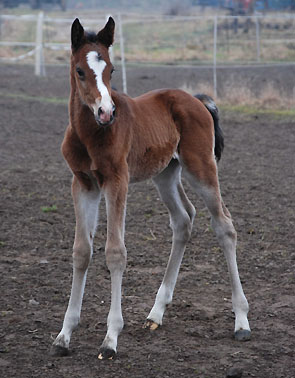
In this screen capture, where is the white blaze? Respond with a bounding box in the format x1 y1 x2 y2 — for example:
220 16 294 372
86 51 113 114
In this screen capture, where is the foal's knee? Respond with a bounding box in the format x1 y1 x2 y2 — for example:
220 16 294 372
212 216 237 247
105 244 127 272
73 241 92 270
172 213 192 243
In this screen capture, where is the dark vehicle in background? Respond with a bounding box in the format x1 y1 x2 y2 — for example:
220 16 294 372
196 0 295 12
0 0 67 10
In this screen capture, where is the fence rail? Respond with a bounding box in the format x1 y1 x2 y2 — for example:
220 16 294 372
1 12 295 96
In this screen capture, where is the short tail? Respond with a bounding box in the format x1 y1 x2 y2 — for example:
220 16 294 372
194 94 224 161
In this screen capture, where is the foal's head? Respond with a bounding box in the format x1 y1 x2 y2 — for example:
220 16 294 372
71 17 115 126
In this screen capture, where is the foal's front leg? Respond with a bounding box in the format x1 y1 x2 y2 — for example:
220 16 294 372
98 174 128 360
51 175 101 356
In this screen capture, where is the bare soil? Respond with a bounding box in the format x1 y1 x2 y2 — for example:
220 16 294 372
0 64 294 378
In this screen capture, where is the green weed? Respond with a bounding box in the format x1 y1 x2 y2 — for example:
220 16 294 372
41 205 58 213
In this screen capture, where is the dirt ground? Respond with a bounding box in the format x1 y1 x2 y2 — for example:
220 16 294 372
0 63 294 378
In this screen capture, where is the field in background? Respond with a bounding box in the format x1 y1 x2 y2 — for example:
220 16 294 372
121 15 295 64
1 10 295 63
0 7 295 108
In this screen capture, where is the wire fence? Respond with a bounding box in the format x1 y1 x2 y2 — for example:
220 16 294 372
1 12 295 96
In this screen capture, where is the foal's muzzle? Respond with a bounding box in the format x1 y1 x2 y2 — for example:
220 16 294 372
96 104 116 127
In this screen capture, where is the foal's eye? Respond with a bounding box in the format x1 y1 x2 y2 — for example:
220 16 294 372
76 67 85 79
110 67 115 78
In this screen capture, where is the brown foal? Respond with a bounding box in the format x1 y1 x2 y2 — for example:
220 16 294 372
51 17 251 360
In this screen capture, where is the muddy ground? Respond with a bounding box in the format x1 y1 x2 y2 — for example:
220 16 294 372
0 63 294 378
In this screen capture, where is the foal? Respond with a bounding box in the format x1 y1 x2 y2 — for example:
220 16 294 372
51 17 251 360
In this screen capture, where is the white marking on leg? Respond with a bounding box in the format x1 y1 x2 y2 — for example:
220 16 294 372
86 51 113 114
53 179 101 351
101 268 124 353
184 169 250 334
99 182 127 356
211 215 250 332
147 162 194 326
53 269 88 349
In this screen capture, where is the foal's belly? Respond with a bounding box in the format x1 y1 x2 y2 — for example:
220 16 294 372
128 141 177 183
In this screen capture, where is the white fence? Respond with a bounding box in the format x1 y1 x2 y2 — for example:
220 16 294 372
1 12 295 96
0 13 128 92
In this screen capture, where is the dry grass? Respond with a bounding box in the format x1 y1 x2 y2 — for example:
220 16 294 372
180 81 295 109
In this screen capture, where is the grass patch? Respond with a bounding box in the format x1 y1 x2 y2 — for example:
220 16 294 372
219 104 295 124
0 91 67 105
41 205 58 213
220 104 295 118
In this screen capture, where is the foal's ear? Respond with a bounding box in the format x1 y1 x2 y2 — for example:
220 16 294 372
97 17 115 48
71 18 85 51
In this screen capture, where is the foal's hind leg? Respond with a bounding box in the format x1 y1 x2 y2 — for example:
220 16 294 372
51 175 101 356
183 158 251 341
144 159 196 330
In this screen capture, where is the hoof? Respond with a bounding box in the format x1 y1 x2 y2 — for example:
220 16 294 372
50 344 70 357
143 319 159 331
98 347 116 360
234 329 251 341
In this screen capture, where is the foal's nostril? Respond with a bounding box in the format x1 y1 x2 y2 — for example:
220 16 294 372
96 105 115 125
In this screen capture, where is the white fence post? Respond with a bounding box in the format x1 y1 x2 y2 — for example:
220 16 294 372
255 16 261 63
213 15 218 98
118 13 127 94
35 11 46 76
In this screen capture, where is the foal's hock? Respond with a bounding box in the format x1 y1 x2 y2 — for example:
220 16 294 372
51 17 251 360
